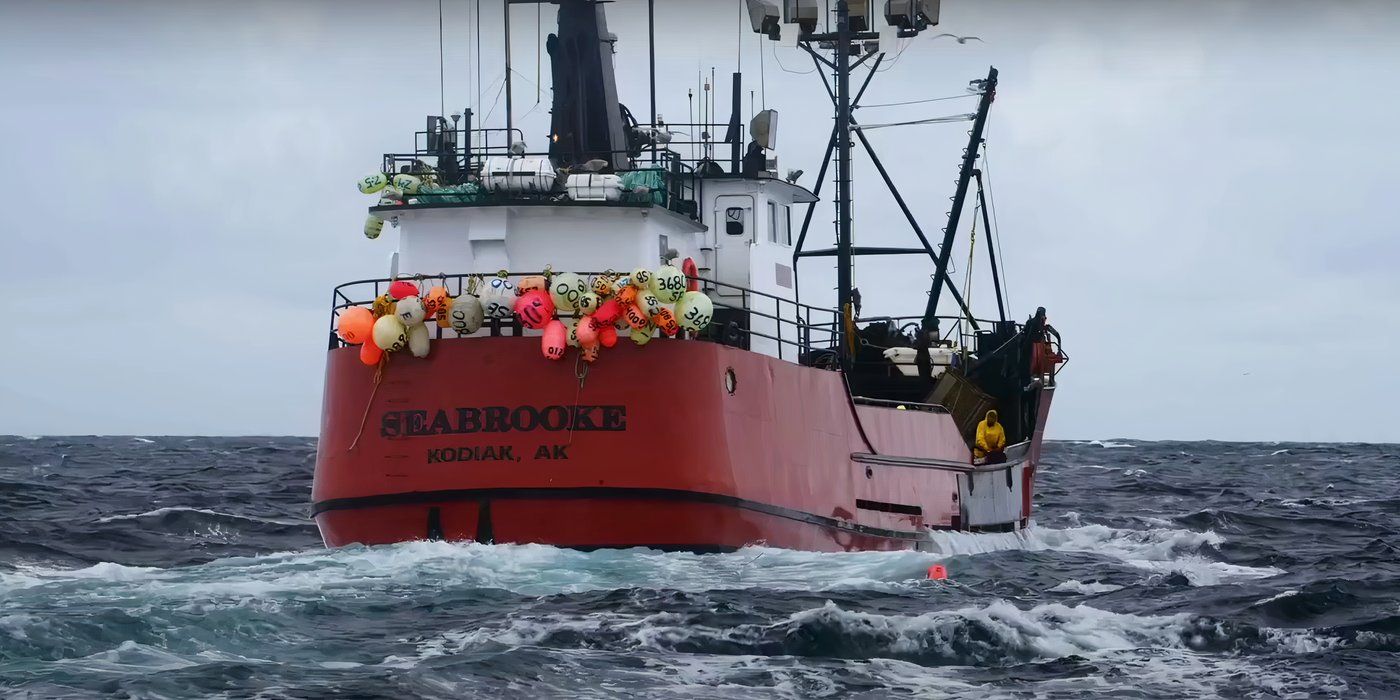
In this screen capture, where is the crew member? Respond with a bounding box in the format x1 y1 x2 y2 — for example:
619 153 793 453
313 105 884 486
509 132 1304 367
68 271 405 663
975 409 1006 463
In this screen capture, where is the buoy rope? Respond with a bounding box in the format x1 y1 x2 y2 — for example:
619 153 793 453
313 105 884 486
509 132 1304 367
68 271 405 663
348 359 386 452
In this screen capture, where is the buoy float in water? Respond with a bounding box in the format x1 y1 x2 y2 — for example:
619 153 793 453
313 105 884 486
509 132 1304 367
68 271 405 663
927 564 948 581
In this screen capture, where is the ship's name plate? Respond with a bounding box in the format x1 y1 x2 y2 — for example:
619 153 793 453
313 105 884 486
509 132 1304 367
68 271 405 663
380 405 627 438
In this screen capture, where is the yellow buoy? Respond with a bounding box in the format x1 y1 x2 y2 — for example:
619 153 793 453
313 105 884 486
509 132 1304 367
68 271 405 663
396 296 426 326
629 327 654 346
407 323 431 358
449 294 484 334
675 290 714 332
372 315 408 352
391 173 422 194
651 265 685 304
357 173 389 194
550 272 586 311
364 214 384 240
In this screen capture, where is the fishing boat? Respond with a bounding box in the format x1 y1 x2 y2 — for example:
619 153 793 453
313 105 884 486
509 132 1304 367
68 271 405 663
312 0 1066 552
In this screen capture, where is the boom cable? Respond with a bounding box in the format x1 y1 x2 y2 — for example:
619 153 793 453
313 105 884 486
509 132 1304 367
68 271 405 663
438 0 446 117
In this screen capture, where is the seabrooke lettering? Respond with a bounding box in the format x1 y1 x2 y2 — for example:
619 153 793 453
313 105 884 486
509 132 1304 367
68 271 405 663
381 405 626 438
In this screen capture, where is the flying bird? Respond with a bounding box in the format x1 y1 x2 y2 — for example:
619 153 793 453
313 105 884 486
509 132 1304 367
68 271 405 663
932 33 983 44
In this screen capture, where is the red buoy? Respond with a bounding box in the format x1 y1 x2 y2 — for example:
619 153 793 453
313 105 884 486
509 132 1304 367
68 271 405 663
927 564 948 580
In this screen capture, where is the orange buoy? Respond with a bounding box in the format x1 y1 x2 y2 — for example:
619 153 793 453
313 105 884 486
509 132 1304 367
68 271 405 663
358 339 384 366
423 286 452 318
576 315 600 348
518 275 548 294
618 286 638 306
336 307 374 345
624 303 650 330
653 307 680 337
927 564 948 581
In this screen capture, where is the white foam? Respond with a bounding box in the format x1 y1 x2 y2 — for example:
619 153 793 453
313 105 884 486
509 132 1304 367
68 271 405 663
131 437 155 444
1085 440 1135 448
1049 579 1124 595
94 506 306 527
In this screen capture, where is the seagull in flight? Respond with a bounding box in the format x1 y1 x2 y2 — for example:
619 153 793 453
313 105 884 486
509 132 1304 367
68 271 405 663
932 33 983 44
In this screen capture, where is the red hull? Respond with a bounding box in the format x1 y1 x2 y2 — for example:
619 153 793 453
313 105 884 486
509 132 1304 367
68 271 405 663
313 338 1041 551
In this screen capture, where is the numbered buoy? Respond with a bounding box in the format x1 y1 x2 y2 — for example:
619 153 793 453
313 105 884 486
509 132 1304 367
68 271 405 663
449 294 484 334
564 317 581 347
388 280 419 300
359 339 384 366
514 290 556 330
594 299 623 325
590 274 616 297
599 324 618 348
407 323 430 358
423 286 451 318
630 267 654 290
675 290 714 332
518 275 548 294
576 291 600 316
623 303 650 330
630 327 654 346
391 173 422 194
651 265 685 304
364 214 384 240
396 295 426 326
550 272 586 311
542 319 567 360
653 307 680 337
336 307 375 345
482 276 517 319
357 172 389 194
638 292 663 319
618 286 639 306
576 315 599 348
372 315 408 352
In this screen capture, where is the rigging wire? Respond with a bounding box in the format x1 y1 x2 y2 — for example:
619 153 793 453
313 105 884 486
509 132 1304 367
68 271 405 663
851 113 975 130
769 40 815 75
438 0 446 118
982 115 1011 312
858 93 975 110
481 74 508 124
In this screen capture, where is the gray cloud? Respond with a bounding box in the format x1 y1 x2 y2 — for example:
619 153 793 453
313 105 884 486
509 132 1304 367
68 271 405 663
2 0 1396 441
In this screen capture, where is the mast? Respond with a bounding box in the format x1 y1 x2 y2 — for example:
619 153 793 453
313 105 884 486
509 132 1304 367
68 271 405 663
922 66 998 330
834 0 855 356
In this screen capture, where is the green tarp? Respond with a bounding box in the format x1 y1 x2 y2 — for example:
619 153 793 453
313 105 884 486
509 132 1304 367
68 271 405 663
620 169 666 206
414 182 482 204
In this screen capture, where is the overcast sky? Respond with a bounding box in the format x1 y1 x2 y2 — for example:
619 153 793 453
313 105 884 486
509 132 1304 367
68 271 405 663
2 0 1397 442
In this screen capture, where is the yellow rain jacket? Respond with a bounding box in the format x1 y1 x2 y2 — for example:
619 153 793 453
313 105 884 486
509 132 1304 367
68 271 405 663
975 410 1006 459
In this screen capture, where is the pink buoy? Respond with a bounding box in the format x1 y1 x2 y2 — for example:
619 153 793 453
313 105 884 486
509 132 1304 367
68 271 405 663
927 564 948 581
541 320 567 360
576 315 600 348
515 290 556 330
594 299 623 325
599 324 618 348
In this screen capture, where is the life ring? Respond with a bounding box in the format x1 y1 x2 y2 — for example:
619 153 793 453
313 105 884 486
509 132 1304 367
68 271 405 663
682 257 700 292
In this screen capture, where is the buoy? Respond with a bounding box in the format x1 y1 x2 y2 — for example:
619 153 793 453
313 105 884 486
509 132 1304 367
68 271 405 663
406 323 430 358
599 324 618 348
927 564 948 581
482 276 517 319
576 315 599 348
449 294 484 334
423 286 452 318
357 172 389 194
653 307 680 337
336 307 375 345
541 320 567 360
590 274 617 297
617 286 639 306
623 303 650 330
675 291 714 332
396 295 426 326
514 290 556 330
630 267 654 289
638 292 663 319
364 214 384 240
629 327 654 346
388 280 419 300
577 291 600 316
359 339 384 366
391 173 422 194
372 315 408 352
651 265 685 304
550 272 586 311
518 275 548 294
594 299 623 325
564 317 581 347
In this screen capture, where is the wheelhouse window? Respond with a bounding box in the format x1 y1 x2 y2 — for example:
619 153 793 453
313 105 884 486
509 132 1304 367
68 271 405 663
768 202 792 246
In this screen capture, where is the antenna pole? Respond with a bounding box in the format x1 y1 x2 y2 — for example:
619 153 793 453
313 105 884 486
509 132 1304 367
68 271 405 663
648 0 657 163
504 0 513 138
923 66 998 331
834 1 855 363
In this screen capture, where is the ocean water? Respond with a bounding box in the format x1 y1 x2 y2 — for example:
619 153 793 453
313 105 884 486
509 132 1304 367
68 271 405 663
1 438 1397 698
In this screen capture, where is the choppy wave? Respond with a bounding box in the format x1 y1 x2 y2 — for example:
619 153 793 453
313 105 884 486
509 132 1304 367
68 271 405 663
1 436 1396 698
